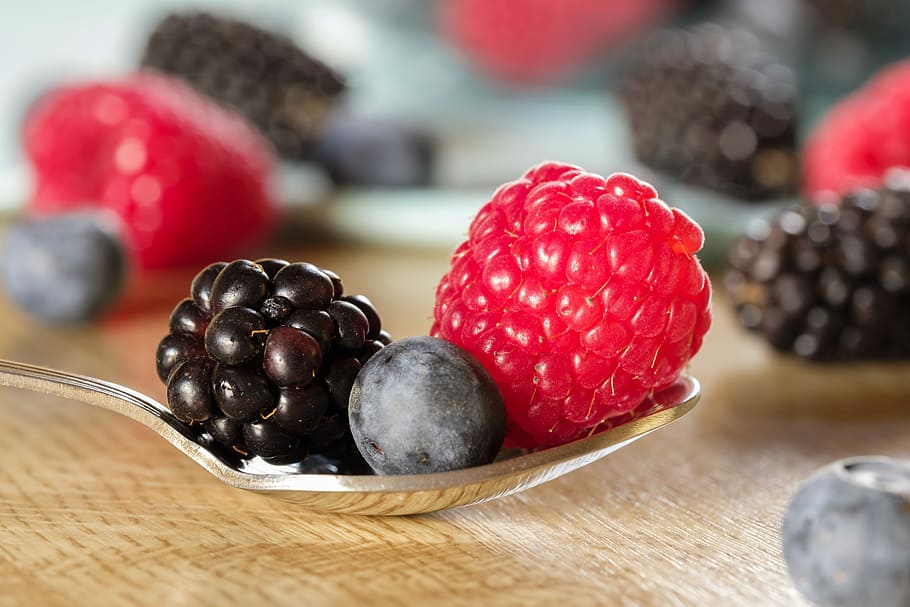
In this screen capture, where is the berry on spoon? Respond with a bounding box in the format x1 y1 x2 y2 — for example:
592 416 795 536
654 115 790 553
432 162 712 448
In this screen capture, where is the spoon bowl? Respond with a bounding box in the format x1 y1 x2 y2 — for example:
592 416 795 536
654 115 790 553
0 359 699 515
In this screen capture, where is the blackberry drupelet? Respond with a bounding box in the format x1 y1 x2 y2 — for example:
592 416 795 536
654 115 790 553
155 258 387 472
140 11 346 160
620 24 799 201
724 172 910 360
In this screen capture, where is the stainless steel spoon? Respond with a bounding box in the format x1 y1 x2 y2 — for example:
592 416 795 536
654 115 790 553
0 358 699 516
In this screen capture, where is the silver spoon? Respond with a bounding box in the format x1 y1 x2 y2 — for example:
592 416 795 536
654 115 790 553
0 358 699 516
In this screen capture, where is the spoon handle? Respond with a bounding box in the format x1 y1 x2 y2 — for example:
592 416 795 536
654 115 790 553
0 358 196 442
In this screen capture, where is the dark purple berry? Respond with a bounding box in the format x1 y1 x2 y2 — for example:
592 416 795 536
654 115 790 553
159 258 392 471
343 294 382 339
140 11 346 160
204 416 245 448
284 309 335 353
260 295 294 323
190 261 227 313
307 413 350 455
725 178 910 360
323 268 344 299
356 340 384 365
273 384 330 437
377 330 393 345
243 420 303 463
168 298 210 337
254 258 289 279
210 259 270 313
272 263 334 309
327 300 368 352
156 333 206 383
212 365 275 422
263 326 322 386
620 26 798 200
204 306 267 365
166 358 216 423
324 356 361 410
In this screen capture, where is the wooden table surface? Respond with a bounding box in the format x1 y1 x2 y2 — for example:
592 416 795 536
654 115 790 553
2 242 909 607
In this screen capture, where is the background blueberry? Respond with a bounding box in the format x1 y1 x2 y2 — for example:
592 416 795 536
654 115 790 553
314 113 435 188
782 456 910 607
1 210 127 323
348 335 506 475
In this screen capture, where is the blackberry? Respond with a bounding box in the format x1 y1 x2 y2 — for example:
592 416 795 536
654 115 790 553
619 24 799 201
140 11 345 160
156 258 386 472
724 172 910 360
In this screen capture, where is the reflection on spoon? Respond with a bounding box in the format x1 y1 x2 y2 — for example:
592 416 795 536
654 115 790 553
0 359 699 516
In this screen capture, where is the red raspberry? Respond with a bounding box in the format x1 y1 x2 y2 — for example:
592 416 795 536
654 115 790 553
437 0 678 84
805 59 910 201
23 72 276 270
431 163 711 448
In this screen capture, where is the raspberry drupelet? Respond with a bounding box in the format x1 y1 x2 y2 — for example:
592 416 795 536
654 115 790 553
431 163 712 448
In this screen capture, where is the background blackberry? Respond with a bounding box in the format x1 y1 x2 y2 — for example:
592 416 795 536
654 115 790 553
156 258 389 473
620 24 799 201
140 12 346 160
723 172 910 360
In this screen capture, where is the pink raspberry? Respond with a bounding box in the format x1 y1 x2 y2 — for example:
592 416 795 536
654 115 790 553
437 0 678 84
805 59 910 201
431 163 711 448
23 72 276 270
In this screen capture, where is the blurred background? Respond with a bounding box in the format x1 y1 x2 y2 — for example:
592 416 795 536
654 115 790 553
4 0 910 319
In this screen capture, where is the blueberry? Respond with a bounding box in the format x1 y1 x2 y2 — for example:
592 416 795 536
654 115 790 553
314 114 434 188
1 211 126 323
782 456 910 607
348 336 506 475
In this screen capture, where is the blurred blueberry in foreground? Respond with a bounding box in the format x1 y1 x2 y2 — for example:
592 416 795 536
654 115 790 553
782 456 910 607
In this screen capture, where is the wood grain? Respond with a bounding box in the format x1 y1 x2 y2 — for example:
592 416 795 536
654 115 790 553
2 243 909 606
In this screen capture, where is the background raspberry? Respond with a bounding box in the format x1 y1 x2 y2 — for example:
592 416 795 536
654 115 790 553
805 59 910 200
23 72 276 270
432 162 712 448
438 0 679 85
